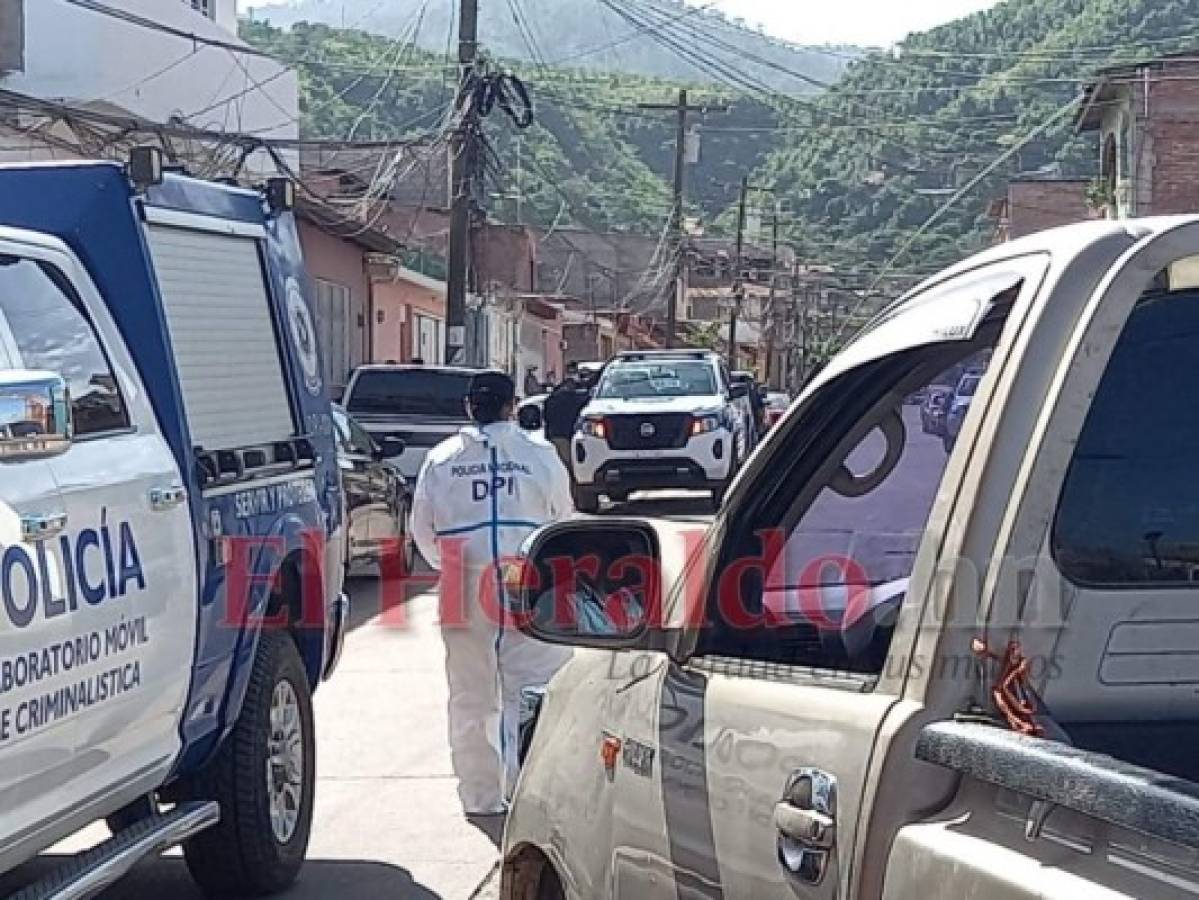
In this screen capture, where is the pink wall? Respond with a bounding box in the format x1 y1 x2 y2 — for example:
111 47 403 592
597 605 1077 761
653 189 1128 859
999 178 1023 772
298 221 370 305
371 271 447 363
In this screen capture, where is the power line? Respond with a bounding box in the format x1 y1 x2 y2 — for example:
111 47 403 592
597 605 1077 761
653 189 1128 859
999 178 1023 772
595 0 960 165
545 0 724 68
0 87 444 152
830 94 1086 345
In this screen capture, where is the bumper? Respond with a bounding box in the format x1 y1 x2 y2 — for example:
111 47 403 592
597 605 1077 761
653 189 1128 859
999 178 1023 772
323 590 351 680
572 430 733 488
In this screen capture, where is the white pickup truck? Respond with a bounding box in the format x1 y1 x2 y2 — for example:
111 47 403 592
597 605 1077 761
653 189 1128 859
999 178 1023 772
0 156 347 897
504 218 1199 899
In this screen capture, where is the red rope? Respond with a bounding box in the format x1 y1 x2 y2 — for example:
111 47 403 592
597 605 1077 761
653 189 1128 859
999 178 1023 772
971 638 1045 737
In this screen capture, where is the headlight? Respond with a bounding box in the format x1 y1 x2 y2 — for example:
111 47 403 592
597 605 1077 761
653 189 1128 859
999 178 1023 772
691 414 722 436
578 416 608 439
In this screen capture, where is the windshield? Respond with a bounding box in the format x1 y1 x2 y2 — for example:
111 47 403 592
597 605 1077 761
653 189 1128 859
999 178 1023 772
346 369 473 418
596 361 718 399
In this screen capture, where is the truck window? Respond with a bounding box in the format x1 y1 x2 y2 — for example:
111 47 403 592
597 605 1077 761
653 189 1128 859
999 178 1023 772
0 255 129 435
595 362 717 398
346 369 473 418
693 253 1043 679
694 348 997 677
1053 286 1199 585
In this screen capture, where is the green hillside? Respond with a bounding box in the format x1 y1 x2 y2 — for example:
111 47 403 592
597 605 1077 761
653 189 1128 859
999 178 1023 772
242 19 780 233
766 0 1199 280
245 0 1199 282
244 0 855 92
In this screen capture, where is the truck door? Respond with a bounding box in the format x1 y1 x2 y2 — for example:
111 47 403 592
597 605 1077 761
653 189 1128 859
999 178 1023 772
656 255 1057 899
0 243 197 845
881 219 1199 900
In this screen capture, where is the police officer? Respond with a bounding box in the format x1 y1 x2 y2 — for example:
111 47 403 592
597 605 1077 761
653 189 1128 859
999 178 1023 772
543 361 593 472
410 371 573 816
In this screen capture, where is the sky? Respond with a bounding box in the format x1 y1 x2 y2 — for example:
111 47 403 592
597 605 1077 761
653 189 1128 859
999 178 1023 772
245 0 1004 47
690 0 1002 47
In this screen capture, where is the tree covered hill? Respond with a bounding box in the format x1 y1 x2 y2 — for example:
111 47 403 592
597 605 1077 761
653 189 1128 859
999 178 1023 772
764 0 1199 281
244 0 855 92
242 19 782 233
245 0 1199 283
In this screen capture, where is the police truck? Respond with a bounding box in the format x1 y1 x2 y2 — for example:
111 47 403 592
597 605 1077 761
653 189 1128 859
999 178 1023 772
0 153 347 897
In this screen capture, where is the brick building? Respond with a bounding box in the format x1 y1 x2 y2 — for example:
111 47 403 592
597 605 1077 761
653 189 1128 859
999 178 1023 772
988 177 1092 242
1078 54 1199 218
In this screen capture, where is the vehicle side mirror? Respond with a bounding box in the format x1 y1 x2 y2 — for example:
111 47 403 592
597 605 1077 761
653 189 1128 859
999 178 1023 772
0 371 72 462
730 383 749 400
518 404 543 431
375 436 406 459
515 519 664 650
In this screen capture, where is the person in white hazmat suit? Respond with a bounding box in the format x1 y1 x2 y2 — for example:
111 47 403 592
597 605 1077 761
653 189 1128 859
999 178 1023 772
411 370 574 816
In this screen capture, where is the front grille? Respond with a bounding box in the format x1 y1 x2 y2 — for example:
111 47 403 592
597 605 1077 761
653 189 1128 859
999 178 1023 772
606 413 691 450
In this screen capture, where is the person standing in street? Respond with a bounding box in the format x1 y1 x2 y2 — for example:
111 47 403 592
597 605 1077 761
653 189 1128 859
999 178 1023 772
410 371 574 816
523 365 541 398
543 361 594 472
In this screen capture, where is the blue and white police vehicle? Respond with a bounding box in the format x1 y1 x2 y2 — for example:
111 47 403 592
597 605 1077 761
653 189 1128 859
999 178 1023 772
0 153 347 897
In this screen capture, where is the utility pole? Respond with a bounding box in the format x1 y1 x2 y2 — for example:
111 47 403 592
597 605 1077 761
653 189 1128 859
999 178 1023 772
762 204 780 388
728 175 748 371
445 0 479 366
789 260 802 391
797 264 811 387
638 91 727 348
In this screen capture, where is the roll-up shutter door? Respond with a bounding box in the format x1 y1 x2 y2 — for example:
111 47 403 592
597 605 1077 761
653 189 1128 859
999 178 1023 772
145 224 295 450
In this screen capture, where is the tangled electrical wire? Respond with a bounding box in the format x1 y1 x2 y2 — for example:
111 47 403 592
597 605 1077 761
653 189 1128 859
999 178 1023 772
470 72 535 130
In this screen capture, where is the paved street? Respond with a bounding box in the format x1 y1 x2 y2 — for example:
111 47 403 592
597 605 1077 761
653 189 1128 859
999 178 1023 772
4 493 713 900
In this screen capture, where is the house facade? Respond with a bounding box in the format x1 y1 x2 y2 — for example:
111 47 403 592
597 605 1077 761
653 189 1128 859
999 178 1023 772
295 203 403 397
0 0 298 173
1078 55 1199 219
371 267 450 366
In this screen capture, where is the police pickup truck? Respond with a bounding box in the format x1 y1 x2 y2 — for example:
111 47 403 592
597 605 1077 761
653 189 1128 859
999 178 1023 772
0 156 346 897
504 218 1199 899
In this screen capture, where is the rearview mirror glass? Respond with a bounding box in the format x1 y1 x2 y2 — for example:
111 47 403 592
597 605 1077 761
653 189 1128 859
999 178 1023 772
0 371 72 461
730 383 749 399
517 520 661 648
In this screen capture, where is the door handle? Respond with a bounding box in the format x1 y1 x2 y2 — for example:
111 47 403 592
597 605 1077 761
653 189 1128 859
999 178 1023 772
21 511 68 542
775 803 835 849
776 768 838 886
150 484 188 511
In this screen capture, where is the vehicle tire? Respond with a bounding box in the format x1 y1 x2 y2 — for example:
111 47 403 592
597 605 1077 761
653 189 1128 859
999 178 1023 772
182 631 315 897
608 489 630 503
943 431 957 454
574 487 600 514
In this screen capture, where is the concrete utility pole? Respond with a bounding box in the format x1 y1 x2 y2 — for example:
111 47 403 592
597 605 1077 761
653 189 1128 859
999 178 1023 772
728 175 748 371
638 90 727 348
445 0 479 366
789 259 802 391
762 203 780 388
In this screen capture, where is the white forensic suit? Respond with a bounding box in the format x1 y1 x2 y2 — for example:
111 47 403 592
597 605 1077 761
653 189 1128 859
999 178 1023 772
411 420 574 814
